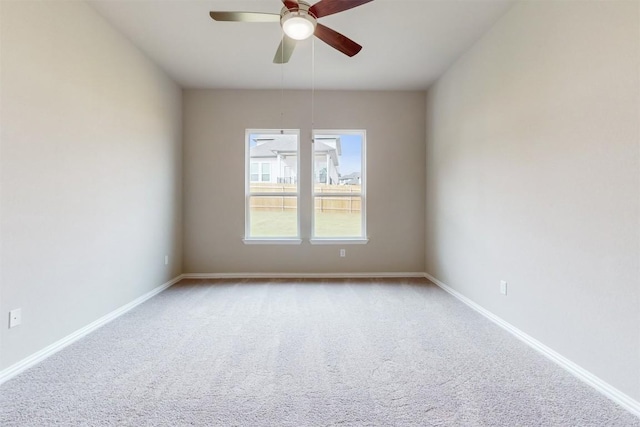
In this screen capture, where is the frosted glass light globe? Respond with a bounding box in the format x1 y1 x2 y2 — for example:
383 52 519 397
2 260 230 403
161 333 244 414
282 13 316 40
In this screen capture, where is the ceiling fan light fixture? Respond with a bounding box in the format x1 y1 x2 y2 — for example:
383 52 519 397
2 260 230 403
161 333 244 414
281 12 316 40
210 0 372 63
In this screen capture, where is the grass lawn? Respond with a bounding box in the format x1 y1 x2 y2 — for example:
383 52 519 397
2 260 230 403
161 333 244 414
250 209 361 237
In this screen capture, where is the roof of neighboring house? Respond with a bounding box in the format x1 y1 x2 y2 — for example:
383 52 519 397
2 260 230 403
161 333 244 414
340 172 361 180
250 135 341 167
313 141 341 168
338 172 361 185
314 136 342 156
250 134 297 157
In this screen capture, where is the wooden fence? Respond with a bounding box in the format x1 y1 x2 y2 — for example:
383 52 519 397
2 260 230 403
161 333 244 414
250 184 361 213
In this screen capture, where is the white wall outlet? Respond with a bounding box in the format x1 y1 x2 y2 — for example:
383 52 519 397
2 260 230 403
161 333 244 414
9 308 22 328
340 249 346 258
164 255 169 265
500 280 508 296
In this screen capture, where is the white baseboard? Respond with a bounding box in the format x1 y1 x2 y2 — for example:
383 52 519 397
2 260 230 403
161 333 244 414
182 272 425 279
0 274 184 385
424 272 640 419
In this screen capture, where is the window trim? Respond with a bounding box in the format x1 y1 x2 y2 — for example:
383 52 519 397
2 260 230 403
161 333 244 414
243 238 302 245
244 129 301 243
309 238 369 245
310 129 367 243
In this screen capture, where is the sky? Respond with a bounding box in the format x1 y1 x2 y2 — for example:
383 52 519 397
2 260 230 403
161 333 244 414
335 134 362 176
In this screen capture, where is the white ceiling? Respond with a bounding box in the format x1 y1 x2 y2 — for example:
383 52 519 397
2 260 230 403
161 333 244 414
89 0 513 90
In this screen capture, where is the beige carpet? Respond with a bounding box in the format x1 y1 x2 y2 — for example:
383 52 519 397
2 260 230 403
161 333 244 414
1 278 638 426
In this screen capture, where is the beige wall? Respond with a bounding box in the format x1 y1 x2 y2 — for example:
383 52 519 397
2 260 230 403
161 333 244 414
0 1 183 369
183 90 425 273
425 1 639 400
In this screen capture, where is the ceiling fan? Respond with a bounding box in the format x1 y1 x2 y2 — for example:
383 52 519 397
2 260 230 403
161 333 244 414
209 0 374 64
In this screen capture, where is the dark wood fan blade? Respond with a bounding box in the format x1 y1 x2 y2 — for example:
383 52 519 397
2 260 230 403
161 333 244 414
309 0 373 18
314 23 362 57
209 11 280 22
282 0 299 11
273 35 297 64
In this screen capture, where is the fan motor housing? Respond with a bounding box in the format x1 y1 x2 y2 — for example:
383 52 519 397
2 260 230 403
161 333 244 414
281 0 314 17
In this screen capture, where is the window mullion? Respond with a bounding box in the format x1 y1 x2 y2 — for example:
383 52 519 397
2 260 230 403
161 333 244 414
250 192 294 197
313 193 362 198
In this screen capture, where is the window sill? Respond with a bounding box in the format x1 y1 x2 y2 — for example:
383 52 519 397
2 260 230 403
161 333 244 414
309 238 369 245
243 238 302 245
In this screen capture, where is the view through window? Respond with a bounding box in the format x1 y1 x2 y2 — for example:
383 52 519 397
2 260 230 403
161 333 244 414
245 130 299 239
245 129 366 241
313 130 366 239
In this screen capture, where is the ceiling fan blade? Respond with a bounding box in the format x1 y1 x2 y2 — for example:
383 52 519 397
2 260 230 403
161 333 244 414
273 35 297 64
314 23 362 57
282 0 299 10
209 11 280 22
309 0 373 18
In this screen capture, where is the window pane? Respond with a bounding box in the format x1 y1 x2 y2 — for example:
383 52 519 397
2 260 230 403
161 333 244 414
314 196 362 237
249 133 298 192
249 196 298 237
314 135 362 193
312 131 365 239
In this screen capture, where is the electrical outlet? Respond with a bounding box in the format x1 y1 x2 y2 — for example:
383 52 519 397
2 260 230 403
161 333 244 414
340 249 346 258
9 309 21 328
164 255 169 265
500 280 508 296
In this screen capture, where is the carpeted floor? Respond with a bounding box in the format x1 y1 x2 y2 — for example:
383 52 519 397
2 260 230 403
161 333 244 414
1 278 638 426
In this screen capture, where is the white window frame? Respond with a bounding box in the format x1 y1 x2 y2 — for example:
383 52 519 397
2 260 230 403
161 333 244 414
310 129 368 245
243 129 301 245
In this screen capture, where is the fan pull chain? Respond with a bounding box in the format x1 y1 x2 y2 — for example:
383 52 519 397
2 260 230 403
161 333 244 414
280 34 285 134
311 36 315 144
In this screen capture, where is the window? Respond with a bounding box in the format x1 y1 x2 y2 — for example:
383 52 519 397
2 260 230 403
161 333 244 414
250 162 273 183
261 163 271 182
250 163 260 182
244 130 300 243
312 130 367 243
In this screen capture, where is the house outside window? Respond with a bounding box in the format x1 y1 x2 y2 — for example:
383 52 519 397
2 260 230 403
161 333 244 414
244 130 300 243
